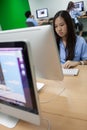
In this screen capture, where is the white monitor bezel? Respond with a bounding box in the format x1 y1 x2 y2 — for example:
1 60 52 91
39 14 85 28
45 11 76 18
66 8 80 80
0 41 41 126
36 8 48 19
74 1 84 12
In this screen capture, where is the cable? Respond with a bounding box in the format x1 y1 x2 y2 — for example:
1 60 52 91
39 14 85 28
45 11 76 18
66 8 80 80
42 118 51 130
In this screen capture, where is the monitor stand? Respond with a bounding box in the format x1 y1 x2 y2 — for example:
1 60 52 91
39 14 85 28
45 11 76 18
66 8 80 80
0 112 19 128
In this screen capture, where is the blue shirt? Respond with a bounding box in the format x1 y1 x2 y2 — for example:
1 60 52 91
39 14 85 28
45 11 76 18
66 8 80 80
69 9 82 23
59 36 87 64
26 18 38 26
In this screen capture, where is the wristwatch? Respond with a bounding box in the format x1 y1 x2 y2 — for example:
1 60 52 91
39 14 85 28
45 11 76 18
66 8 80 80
80 61 84 65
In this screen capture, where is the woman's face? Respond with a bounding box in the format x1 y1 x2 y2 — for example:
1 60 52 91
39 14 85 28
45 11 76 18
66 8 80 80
54 16 68 38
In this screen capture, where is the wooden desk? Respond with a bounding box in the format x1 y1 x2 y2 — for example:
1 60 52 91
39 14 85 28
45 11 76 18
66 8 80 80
38 19 49 25
1 65 87 130
79 15 87 19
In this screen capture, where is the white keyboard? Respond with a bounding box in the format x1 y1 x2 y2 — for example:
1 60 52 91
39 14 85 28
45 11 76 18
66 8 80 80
62 68 79 76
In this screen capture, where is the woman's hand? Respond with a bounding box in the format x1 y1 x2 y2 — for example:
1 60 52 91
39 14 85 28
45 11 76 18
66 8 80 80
62 60 80 68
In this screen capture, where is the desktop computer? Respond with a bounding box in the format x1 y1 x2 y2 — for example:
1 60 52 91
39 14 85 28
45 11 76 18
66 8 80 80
0 25 64 128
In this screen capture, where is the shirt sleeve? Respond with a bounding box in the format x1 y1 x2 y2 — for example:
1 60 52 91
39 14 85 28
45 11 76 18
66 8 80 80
81 39 87 60
33 20 38 26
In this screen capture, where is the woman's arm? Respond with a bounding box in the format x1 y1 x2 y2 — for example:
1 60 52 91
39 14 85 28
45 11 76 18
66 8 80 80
62 60 87 69
80 60 87 65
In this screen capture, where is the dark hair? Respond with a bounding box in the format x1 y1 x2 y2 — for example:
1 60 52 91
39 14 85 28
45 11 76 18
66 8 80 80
53 10 76 60
25 11 31 18
66 1 75 12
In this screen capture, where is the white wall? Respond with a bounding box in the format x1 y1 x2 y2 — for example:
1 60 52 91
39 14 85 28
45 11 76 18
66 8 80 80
29 0 87 20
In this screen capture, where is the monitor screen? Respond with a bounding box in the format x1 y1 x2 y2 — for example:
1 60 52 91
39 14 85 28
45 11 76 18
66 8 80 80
36 8 48 19
0 41 41 127
74 1 84 12
0 25 63 81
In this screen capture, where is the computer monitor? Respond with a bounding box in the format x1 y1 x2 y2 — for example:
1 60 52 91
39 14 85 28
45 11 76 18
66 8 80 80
74 1 84 12
0 25 63 81
0 41 41 128
36 8 48 19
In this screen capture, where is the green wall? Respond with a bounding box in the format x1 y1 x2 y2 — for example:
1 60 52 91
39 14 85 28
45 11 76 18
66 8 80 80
0 0 30 30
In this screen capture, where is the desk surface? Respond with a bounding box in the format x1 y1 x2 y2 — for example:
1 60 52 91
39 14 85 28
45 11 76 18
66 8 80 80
79 15 87 19
1 65 87 130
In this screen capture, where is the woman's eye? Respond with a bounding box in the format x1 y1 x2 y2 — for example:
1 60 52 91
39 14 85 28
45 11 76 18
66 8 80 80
60 24 64 26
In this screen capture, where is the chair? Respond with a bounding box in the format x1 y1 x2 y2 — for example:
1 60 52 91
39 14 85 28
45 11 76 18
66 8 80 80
26 22 35 27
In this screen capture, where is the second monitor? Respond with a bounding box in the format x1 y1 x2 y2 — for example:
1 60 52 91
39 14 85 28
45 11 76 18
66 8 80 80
0 25 63 80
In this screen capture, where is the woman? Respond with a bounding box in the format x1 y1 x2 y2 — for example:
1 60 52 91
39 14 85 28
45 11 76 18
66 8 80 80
66 1 83 36
53 10 87 68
